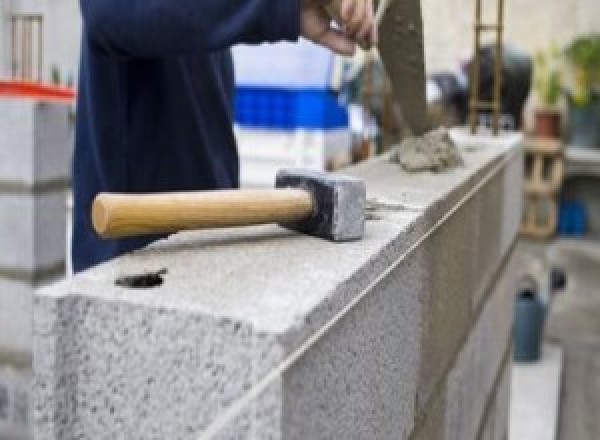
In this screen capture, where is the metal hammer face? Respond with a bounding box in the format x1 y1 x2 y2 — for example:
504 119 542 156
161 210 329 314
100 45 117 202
276 169 366 242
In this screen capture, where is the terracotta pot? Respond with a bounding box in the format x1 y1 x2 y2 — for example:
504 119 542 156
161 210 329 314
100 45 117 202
534 109 562 139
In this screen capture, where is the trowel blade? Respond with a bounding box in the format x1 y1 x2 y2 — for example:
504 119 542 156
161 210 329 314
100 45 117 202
378 0 427 136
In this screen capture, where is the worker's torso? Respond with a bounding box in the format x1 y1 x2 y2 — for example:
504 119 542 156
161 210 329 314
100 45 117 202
72 34 239 272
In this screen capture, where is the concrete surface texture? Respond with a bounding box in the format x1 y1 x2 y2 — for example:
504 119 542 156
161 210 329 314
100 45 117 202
34 133 523 439
509 343 564 440
544 239 600 440
0 98 71 440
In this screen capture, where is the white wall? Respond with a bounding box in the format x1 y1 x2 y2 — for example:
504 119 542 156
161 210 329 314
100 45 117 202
422 0 600 72
2 0 600 84
1 0 80 82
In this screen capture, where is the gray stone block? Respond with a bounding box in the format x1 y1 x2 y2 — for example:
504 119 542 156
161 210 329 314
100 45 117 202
0 365 31 440
33 138 522 439
282 259 422 440
493 360 511 440
416 195 478 412
412 390 446 440
444 249 517 440
33 292 285 440
0 191 67 274
0 99 71 187
0 279 33 359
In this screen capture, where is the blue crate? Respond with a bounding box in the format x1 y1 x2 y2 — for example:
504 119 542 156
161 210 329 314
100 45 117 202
235 87 348 130
558 200 588 237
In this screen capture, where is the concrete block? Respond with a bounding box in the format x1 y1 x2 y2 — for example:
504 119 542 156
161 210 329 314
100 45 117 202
0 99 71 186
0 279 33 359
416 195 477 411
412 390 446 440
282 259 422 440
501 149 524 256
213 380 282 440
32 138 522 439
33 293 285 440
444 250 516 440
0 191 67 274
493 360 511 440
0 365 31 440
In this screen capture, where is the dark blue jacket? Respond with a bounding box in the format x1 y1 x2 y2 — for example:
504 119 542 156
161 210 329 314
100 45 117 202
73 0 299 272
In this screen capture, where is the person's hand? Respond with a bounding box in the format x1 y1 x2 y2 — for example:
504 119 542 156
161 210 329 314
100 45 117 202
301 0 376 56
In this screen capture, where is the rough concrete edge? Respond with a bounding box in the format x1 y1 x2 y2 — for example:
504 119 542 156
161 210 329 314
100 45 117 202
279 146 523 351
197 148 523 439
407 238 518 439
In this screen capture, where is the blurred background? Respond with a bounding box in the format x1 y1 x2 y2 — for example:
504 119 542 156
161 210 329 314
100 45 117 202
0 0 599 439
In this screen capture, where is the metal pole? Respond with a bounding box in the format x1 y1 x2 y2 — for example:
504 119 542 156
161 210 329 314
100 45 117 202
492 0 505 135
37 17 43 82
469 0 482 134
10 16 17 78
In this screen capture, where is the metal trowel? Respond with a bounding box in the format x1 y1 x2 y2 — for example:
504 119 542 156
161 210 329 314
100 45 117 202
326 0 428 136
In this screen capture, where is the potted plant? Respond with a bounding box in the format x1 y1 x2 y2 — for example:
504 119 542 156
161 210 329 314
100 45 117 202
533 47 563 139
564 34 600 147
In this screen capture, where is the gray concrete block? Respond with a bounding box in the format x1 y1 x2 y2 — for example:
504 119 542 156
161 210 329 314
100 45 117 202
0 99 71 186
32 138 522 439
0 191 67 273
0 365 31 440
444 250 516 440
0 279 33 359
493 360 511 440
282 259 422 440
214 380 282 440
500 149 524 257
412 390 446 440
473 148 523 307
33 293 284 440
416 195 478 412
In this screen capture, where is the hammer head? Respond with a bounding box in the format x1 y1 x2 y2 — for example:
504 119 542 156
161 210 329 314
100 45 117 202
276 169 366 242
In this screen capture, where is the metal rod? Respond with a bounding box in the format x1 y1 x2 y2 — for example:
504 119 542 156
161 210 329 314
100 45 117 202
493 0 505 135
469 0 482 134
10 16 17 78
38 18 43 82
21 18 27 79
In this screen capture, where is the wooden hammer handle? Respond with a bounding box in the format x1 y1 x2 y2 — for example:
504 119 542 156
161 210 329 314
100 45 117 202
92 189 314 239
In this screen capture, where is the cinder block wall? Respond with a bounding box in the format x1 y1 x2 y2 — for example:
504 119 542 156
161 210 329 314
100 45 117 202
0 98 70 439
33 134 522 439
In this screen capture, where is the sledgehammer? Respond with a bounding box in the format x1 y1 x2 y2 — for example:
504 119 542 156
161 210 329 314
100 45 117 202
92 169 366 242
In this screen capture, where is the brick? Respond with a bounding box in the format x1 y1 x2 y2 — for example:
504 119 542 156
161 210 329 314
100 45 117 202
0 99 71 186
0 191 67 273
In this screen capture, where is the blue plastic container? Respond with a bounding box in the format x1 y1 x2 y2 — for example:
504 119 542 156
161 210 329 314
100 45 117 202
558 200 588 237
513 289 546 363
235 87 348 130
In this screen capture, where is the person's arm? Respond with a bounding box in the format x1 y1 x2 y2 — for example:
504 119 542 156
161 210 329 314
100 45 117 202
81 0 302 56
82 0 376 57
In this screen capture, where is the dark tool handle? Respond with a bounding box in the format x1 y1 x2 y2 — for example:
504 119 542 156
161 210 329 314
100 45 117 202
92 189 314 239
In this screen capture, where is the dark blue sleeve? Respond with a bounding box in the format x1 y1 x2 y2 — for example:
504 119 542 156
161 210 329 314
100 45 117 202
81 0 300 56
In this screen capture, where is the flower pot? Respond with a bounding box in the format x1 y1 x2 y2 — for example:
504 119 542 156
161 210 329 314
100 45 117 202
567 99 600 148
534 109 562 139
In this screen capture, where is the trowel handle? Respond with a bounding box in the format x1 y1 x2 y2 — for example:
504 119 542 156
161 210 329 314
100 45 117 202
325 0 344 23
92 189 314 239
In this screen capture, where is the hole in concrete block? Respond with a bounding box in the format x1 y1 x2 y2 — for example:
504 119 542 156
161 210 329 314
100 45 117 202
115 269 167 289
